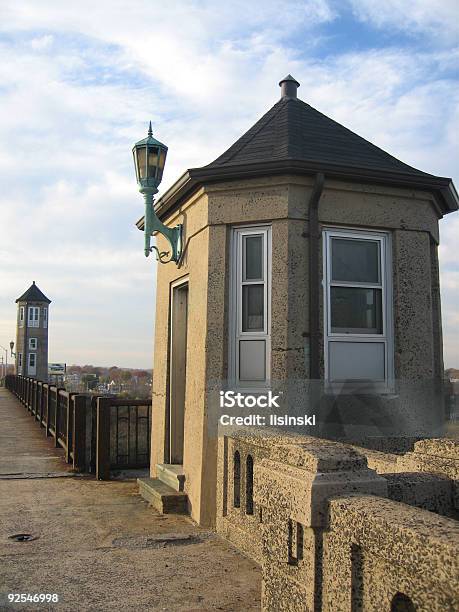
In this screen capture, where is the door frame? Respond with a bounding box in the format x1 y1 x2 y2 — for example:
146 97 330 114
168 276 189 464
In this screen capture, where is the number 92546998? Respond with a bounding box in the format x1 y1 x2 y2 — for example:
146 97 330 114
8 594 59 604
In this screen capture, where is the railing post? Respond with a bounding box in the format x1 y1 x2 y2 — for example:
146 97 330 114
54 388 64 447
33 380 37 416
45 384 51 436
37 381 43 424
73 395 86 471
96 397 111 481
65 393 72 463
51 387 57 445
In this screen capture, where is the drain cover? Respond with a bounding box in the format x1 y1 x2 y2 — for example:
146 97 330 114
8 533 37 542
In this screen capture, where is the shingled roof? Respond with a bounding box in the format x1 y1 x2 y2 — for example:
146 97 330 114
142 76 457 225
16 281 51 304
207 93 432 178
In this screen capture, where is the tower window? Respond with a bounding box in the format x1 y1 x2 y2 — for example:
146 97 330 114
19 306 24 327
323 228 393 392
230 226 271 387
28 353 36 376
29 338 37 350
28 306 40 328
43 307 48 328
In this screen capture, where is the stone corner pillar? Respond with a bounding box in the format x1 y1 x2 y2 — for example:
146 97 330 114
253 438 387 611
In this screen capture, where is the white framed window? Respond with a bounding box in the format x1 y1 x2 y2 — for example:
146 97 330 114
28 352 36 376
230 226 271 388
323 228 393 392
43 307 48 328
29 338 37 350
19 306 25 327
28 306 40 328
18 352 23 375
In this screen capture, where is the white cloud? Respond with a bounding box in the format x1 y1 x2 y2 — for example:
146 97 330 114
349 0 459 42
30 34 53 50
0 0 457 367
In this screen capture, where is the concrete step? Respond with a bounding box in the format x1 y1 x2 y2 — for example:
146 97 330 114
137 478 188 514
156 463 186 492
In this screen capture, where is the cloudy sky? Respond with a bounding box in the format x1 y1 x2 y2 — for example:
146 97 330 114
0 0 457 368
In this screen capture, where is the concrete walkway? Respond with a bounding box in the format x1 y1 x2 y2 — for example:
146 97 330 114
0 389 261 611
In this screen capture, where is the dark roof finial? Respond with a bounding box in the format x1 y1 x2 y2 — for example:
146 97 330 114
148 121 153 137
279 74 300 99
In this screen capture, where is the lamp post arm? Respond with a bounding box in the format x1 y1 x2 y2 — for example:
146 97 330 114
143 191 182 263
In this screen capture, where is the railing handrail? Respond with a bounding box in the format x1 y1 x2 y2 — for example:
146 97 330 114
102 398 151 407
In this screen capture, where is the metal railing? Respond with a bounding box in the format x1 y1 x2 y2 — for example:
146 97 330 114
5 374 86 470
94 397 151 480
5 374 151 480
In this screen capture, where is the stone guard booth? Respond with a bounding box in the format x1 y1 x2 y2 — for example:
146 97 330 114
139 76 458 532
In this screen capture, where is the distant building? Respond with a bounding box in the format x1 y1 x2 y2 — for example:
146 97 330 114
15 281 51 381
65 373 81 385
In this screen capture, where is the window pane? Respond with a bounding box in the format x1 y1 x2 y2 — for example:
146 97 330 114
242 285 264 331
239 340 266 381
331 287 382 334
332 238 380 283
329 342 385 381
244 235 263 280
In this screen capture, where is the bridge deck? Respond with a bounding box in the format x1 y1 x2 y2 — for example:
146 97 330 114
0 389 261 611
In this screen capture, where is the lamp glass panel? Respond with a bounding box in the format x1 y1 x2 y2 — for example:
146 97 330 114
331 287 382 334
133 151 139 182
332 238 380 283
147 147 159 179
159 148 167 170
157 149 167 182
136 147 147 180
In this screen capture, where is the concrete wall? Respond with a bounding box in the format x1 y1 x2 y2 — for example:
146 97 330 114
150 189 219 526
152 173 445 526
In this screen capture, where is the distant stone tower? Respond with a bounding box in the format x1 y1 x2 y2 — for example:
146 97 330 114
15 282 51 380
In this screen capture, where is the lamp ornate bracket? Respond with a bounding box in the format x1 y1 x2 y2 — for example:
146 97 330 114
141 186 182 264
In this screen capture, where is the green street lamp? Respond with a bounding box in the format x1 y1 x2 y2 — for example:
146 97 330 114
133 122 182 263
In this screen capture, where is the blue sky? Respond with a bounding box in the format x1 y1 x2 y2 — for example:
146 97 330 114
0 0 458 368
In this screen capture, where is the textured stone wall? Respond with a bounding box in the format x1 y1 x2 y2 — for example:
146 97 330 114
322 495 458 612
216 434 459 611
